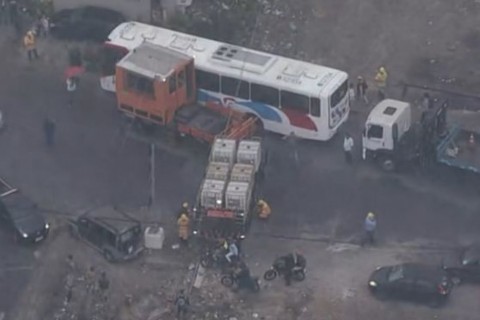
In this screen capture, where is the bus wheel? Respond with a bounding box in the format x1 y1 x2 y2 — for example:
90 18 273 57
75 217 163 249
380 157 395 172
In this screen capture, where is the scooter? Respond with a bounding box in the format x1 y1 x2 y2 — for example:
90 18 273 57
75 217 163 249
263 257 306 282
200 246 229 269
221 273 260 293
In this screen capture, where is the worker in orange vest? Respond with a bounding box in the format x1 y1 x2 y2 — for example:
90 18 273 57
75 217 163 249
23 30 39 61
257 199 272 219
374 66 388 100
177 213 190 246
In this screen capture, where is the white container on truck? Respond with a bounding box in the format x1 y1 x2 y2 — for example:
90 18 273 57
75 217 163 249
230 163 255 183
205 162 230 181
200 179 226 208
211 138 237 164
237 139 262 171
225 181 252 212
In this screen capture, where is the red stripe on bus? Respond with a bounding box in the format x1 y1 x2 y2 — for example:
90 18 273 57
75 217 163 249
282 108 318 131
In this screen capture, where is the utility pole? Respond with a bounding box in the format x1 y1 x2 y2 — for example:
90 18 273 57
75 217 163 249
148 143 155 208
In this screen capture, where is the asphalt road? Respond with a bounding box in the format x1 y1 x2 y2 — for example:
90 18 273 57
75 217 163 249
1 24 480 318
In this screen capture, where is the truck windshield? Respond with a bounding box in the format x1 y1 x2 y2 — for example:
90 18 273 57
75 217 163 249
367 125 384 139
330 80 348 109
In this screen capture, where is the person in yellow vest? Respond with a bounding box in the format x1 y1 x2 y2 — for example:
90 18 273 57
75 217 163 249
257 199 271 219
177 213 190 246
23 30 39 61
374 66 388 100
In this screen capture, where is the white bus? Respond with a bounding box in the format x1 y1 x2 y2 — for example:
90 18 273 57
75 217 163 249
101 22 349 141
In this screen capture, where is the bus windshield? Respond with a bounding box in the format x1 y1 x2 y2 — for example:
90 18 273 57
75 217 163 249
101 45 128 76
330 80 348 109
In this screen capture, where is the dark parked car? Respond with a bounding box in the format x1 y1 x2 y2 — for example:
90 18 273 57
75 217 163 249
0 192 49 244
368 263 453 307
68 206 144 262
50 6 125 42
443 245 480 283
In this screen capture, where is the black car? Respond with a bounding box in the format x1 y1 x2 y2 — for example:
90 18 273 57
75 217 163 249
368 263 453 307
68 206 144 262
0 192 49 244
443 246 480 283
50 6 125 42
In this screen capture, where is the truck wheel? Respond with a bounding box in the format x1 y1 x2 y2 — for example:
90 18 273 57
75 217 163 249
380 157 395 172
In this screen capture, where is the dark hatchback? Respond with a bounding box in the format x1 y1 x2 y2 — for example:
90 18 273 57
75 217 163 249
50 6 125 42
368 263 453 307
0 192 49 244
68 206 144 262
443 246 480 283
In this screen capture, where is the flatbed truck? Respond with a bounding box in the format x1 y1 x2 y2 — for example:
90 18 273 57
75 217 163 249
192 137 264 241
362 99 480 174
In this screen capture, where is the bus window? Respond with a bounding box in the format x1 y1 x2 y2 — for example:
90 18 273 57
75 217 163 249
221 76 249 99
126 72 155 98
280 90 309 114
310 97 321 117
196 69 220 92
251 83 279 107
168 75 177 94
330 80 348 109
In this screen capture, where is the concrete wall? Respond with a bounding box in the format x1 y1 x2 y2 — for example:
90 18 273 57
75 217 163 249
53 0 151 23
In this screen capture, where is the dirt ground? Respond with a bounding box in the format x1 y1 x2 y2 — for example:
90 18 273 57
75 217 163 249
2 0 480 319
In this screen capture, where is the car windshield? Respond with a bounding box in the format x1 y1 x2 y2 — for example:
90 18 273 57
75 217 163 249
119 228 136 243
387 265 404 282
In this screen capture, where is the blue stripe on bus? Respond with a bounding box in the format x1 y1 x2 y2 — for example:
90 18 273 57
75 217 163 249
196 90 282 123
236 101 282 123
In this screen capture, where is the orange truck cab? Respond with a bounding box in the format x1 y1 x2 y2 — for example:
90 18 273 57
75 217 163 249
115 42 256 144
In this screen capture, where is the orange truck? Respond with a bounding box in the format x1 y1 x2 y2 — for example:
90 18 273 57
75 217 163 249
114 42 257 144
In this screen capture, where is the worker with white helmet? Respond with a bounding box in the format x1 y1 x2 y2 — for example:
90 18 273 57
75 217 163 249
362 212 377 246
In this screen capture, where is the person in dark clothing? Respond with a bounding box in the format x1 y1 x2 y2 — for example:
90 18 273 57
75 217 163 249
98 272 109 292
233 260 251 290
356 76 369 104
43 117 55 147
174 289 190 318
0 1 7 25
98 271 109 301
282 252 306 286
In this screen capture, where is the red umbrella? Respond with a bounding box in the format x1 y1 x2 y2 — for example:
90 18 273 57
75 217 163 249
64 65 85 79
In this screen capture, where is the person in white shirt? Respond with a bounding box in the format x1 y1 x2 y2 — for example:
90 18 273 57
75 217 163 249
66 77 77 107
343 133 354 164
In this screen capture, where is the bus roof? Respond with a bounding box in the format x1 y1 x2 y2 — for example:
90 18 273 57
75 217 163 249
117 42 191 80
107 22 348 97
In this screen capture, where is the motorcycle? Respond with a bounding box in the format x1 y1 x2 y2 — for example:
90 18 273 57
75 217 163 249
200 246 229 269
221 273 260 293
263 257 306 282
